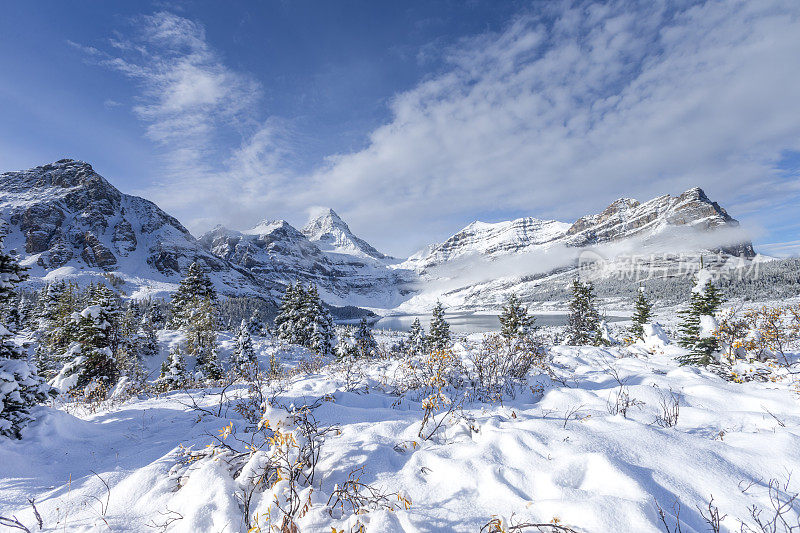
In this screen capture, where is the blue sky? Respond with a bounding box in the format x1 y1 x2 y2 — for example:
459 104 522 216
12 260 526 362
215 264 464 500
1 1 799 257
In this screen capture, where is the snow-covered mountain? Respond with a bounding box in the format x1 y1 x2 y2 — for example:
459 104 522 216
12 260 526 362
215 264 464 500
407 187 753 274
301 208 388 260
0 160 759 312
404 217 571 272
0 159 275 299
396 187 757 312
198 215 411 308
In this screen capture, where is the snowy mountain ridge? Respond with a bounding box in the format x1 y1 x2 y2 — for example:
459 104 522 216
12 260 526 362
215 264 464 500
0 159 277 299
0 159 757 311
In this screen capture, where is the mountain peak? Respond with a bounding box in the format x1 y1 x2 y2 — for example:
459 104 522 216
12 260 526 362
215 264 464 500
301 208 387 260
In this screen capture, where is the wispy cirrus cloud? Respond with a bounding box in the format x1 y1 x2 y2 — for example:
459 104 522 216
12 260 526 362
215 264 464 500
72 12 266 205
76 2 800 257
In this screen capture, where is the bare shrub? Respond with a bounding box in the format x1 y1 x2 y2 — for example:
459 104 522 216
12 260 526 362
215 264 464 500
740 476 800 532
698 496 725 533
655 388 680 428
468 334 548 402
326 466 411 518
394 349 464 398
481 513 578 532
607 385 645 418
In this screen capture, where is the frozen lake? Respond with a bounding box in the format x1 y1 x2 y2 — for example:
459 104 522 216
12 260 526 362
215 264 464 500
373 312 626 333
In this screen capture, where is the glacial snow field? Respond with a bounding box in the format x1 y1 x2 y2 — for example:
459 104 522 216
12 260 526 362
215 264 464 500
1 332 799 532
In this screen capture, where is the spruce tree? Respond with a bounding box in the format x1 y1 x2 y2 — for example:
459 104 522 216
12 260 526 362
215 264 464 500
335 326 359 360
678 270 724 365
499 293 536 341
186 296 222 381
303 285 335 356
406 318 427 355
156 346 188 391
138 311 160 358
566 279 603 346
0 239 53 438
247 310 265 336
231 319 257 378
170 262 216 328
630 286 652 341
275 283 305 345
427 301 451 351
353 318 378 358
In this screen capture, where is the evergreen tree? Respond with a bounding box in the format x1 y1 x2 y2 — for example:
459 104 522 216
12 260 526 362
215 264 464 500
231 319 257 378
170 262 216 328
60 293 120 394
335 326 359 360
353 318 378 358
247 310 265 336
678 270 724 365
427 301 451 351
0 239 53 438
37 281 66 331
149 301 166 329
17 293 34 331
156 346 188 391
303 285 335 356
566 279 603 346
275 283 305 345
138 311 160 359
186 296 222 381
499 293 536 340
630 286 652 341
406 318 427 355
274 283 335 355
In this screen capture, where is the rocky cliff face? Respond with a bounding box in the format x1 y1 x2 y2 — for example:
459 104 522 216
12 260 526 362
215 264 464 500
0 159 270 297
564 187 755 256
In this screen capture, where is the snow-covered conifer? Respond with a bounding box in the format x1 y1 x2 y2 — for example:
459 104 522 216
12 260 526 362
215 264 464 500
630 286 652 341
186 296 222 381
156 347 188 391
406 318 427 355
231 319 257 379
0 239 53 438
353 318 378 358
170 262 216 328
566 279 603 346
678 269 724 365
275 283 305 345
52 288 120 396
247 310 264 336
427 301 451 351
303 285 335 356
499 293 536 341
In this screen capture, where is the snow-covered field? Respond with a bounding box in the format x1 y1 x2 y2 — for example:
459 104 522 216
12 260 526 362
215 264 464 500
2 330 799 532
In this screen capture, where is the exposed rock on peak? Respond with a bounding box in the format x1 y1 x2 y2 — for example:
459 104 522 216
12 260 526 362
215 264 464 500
565 186 753 256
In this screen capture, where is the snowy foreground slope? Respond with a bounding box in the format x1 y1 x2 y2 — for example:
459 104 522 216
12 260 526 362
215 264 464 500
2 331 798 532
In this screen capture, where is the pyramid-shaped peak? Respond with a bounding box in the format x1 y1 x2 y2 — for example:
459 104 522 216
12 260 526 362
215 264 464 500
679 186 710 202
301 208 386 260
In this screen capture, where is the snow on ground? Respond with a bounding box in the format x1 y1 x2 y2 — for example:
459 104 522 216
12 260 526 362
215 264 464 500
2 331 799 532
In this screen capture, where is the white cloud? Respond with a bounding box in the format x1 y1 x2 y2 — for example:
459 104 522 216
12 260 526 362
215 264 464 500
81 3 800 257
304 0 800 256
